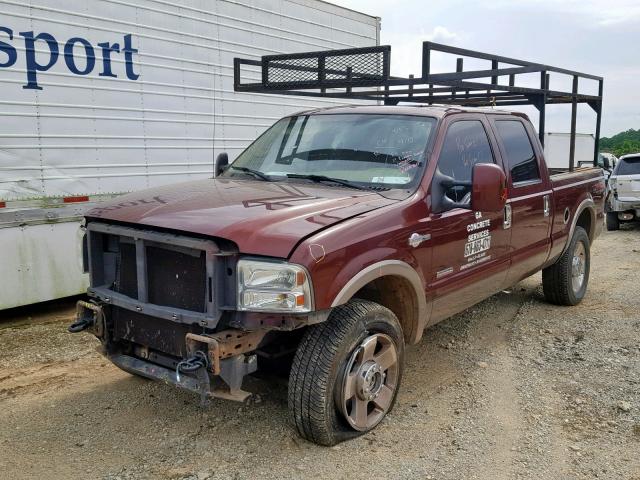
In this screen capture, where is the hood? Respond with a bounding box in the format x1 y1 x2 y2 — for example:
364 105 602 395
87 178 396 258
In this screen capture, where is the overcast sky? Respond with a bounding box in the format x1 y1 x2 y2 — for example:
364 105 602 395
334 0 639 137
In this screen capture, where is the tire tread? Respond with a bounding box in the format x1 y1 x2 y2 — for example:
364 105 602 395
288 299 401 445
542 226 589 306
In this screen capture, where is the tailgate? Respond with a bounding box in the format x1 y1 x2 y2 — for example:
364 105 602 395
613 175 640 202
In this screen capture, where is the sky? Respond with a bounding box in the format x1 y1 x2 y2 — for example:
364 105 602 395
333 0 639 137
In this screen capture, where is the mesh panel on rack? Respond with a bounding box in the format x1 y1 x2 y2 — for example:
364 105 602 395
262 47 390 89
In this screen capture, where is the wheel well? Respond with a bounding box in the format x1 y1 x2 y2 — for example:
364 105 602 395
352 275 420 343
576 207 593 241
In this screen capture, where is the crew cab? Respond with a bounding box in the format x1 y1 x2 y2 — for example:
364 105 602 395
605 153 640 230
70 104 604 443
69 44 605 446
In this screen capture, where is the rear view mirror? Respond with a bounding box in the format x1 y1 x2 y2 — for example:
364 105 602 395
471 163 507 212
214 152 229 177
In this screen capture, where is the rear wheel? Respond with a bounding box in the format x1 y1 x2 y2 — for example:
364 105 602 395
542 226 590 306
288 299 404 446
606 212 620 231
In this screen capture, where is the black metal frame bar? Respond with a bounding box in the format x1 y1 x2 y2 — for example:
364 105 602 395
234 42 603 169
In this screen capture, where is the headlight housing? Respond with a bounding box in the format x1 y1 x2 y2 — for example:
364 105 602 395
237 259 313 312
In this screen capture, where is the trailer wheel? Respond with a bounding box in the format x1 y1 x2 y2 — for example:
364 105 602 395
606 212 620 231
542 226 590 306
288 299 404 446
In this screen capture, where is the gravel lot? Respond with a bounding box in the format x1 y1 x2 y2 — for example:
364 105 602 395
1 226 638 480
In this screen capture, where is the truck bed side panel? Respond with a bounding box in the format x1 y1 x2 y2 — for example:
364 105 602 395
546 168 605 266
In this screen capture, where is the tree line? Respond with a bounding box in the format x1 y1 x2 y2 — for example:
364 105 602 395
600 129 640 157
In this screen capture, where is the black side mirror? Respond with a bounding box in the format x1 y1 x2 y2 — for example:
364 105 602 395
214 152 229 178
430 168 472 214
603 157 611 171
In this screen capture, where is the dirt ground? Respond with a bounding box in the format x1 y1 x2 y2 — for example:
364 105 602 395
1 226 638 480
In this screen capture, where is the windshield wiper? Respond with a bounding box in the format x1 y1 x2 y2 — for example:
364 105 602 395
230 166 273 181
287 173 388 191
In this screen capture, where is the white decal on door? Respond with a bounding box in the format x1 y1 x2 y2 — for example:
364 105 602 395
464 232 491 258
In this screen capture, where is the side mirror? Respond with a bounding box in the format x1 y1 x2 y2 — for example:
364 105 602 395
602 157 611 171
214 152 229 178
471 163 507 213
430 168 472 214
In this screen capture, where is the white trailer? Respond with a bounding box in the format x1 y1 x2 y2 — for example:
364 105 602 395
543 132 596 170
0 0 380 310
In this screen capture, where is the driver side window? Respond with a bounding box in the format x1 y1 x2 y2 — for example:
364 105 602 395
438 120 495 202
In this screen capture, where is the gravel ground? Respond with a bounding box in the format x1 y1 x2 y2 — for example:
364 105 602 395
0 226 638 480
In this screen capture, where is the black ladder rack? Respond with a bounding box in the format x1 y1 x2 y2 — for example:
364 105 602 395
233 42 603 170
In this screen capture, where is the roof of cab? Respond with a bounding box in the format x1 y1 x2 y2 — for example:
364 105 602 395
289 104 530 120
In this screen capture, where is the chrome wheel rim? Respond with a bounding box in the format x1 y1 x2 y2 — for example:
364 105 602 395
338 333 399 432
571 241 586 293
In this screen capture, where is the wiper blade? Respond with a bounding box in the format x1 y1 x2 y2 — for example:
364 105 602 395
287 173 388 191
230 166 272 181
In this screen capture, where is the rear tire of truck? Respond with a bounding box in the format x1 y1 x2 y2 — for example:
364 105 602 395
606 212 620 231
542 226 590 306
288 299 404 446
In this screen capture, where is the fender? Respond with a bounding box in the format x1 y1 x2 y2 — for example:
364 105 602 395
560 196 595 256
330 260 429 344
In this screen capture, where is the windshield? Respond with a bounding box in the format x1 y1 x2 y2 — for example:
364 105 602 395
224 114 437 191
616 156 640 176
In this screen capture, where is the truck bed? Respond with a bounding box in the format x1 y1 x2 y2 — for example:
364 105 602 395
546 167 606 267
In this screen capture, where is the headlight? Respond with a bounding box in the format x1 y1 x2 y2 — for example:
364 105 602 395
237 259 313 312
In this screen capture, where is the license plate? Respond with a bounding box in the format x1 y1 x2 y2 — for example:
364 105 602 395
464 236 491 258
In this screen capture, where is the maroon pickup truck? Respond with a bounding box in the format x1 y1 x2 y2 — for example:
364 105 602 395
70 44 606 445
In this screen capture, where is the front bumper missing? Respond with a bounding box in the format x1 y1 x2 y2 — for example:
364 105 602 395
72 300 265 402
109 351 258 402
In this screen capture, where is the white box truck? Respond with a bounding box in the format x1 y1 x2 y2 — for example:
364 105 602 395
543 132 596 171
0 0 380 310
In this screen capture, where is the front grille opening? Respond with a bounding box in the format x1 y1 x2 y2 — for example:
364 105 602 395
115 241 138 298
146 246 207 312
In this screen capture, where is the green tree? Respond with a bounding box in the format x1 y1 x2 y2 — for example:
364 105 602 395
600 129 640 157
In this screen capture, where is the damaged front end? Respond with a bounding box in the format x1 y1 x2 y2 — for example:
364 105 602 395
69 221 302 403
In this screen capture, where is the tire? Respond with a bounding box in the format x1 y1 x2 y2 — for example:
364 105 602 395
542 226 590 306
288 299 404 446
606 212 620 231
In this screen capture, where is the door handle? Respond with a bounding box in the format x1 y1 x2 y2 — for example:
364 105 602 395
503 204 512 229
543 194 550 217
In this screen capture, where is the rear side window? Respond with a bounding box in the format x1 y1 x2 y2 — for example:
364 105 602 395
616 157 640 175
495 120 540 184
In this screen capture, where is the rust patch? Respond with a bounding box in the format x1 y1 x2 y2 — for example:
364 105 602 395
185 329 267 375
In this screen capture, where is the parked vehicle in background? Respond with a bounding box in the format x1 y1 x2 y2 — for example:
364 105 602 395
0 0 380 310
69 43 605 445
578 153 616 183
600 152 618 170
544 132 595 172
605 153 640 230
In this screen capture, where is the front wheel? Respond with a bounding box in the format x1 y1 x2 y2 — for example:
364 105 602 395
288 299 404 446
542 226 590 306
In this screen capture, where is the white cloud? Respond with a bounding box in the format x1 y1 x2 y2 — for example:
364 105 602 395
423 26 459 43
382 26 462 77
333 0 637 135
487 0 640 26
